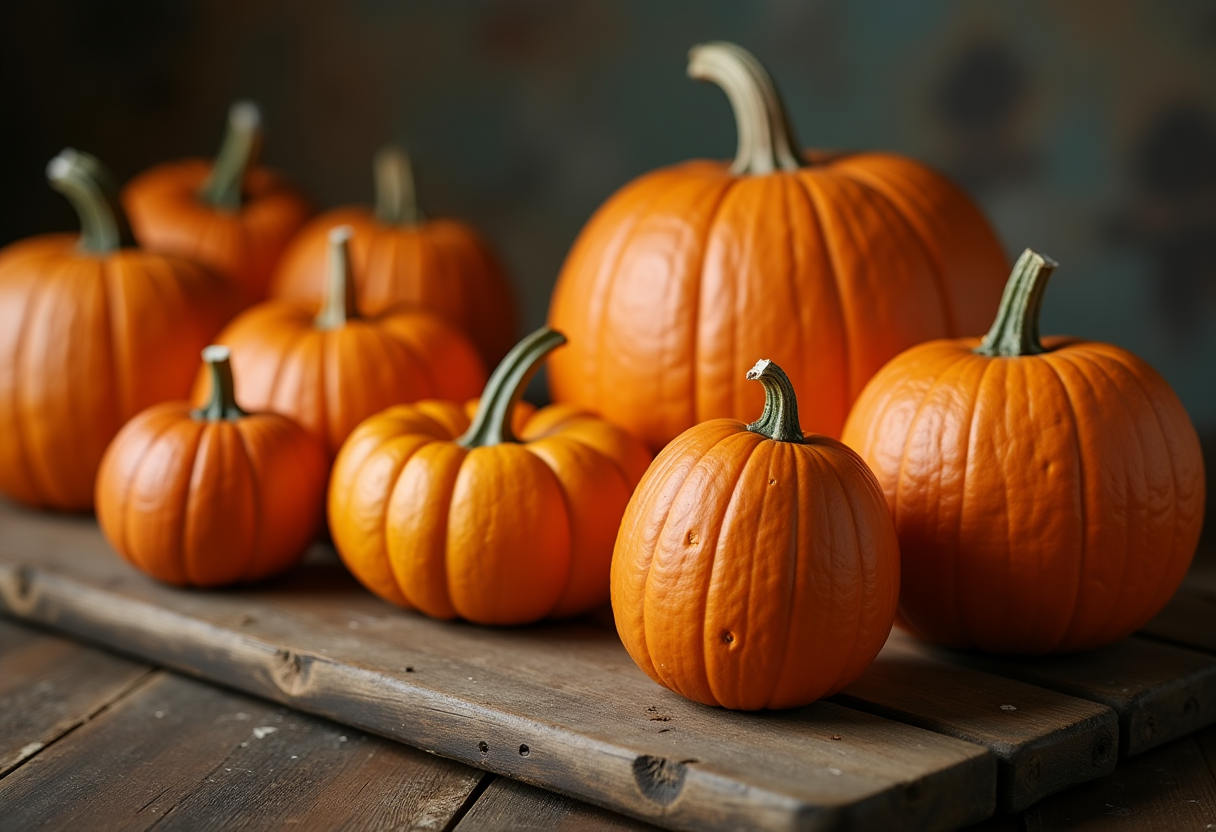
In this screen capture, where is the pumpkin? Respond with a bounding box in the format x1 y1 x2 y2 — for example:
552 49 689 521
269 146 518 366
0 150 235 511
547 41 1009 452
96 346 328 586
841 249 1206 654
123 100 313 305
329 326 653 625
194 225 486 460
611 358 900 710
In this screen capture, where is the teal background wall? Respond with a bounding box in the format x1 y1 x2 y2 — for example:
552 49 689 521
2 0 1214 437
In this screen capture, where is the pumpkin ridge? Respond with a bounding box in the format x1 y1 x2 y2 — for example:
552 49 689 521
232 422 267 583
377 315 442 398
8 254 57 504
153 418 206 585
690 175 741 424
390 437 461 614
765 442 803 707
778 178 806 432
107 410 178 573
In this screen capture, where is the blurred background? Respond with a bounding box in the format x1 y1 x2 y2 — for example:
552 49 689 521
2 0 1214 450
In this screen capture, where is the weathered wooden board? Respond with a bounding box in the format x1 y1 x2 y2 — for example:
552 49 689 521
0 501 994 832
0 667 486 831
456 777 664 831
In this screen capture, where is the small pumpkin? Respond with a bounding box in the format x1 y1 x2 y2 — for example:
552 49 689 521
0 150 235 510
269 146 518 366
329 326 652 625
195 225 486 460
548 41 1009 451
611 359 900 710
123 100 313 305
96 346 328 586
841 249 1206 654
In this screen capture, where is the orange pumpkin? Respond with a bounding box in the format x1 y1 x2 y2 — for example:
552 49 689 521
195 225 486 460
96 346 328 586
123 101 313 305
329 327 652 625
0 150 235 510
269 146 517 366
611 359 900 710
841 250 1206 654
548 41 1008 452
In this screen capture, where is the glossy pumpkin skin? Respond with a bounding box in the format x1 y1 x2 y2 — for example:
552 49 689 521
548 43 1007 452
0 152 234 511
330 329 652 625
841 251 1206 654
269 149 517 366
611 360 900 710
96 350 328 587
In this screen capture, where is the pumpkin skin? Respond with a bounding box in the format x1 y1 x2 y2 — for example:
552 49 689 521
0 150 235 511
841 250 1206 654
329 327 653 625
123 101 312 305
548 42 1008 451
194 226 486 460
612 359 900 710
97 346 328 587
269 147 517 366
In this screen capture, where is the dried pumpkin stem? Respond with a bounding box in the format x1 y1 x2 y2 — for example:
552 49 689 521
192 346 248 421
687 41 801 175
974 248 1059 357
459 327 567 448
746 359 804 443
199 100 262 211
46 149 132 253
314 226 359 330
374 145 424 226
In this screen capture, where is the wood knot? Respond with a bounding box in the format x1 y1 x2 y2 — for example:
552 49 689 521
1092 733 1114 768
632 755 695 806
0 565 37 615
271 649 313 697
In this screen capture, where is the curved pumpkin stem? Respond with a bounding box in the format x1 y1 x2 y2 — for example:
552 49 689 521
974 248 1059 357
746 359 803 443
46 149 132 254
687 41 801 176
374 145 424 226
459 327 567 448
193 346 248 421
314 226 359 330
199 100 262 211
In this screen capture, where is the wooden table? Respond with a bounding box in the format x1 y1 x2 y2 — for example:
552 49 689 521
2 500 1215 831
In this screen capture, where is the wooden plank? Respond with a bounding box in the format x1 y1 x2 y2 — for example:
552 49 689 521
834 637 1118 813
889 630 1216 758
0 617 152 775
0 669 486 831
456 777 664 831
0 500 997 832
1140 587 1216 654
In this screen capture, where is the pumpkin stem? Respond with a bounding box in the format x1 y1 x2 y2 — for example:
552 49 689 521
192 346 248 421
459 327 567 448
746 359 803 443
974 248 1059 357
314 225 359 330
46 149 132 254
687 41 802 175
198 100 262 211
374 145 424 226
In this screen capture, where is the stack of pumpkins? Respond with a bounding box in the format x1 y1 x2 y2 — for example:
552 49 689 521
0 42 1203 712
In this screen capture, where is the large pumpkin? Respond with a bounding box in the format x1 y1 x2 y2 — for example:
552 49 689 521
841 249 1206 654
548 41 1008 451
123 100 313 305
96 346 329 587
269 146 518 366
0 150 235 510
195 225 486 459
329 327 652 625
611 359 900 710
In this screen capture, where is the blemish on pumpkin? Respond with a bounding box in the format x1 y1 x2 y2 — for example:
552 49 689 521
722 630 735 645
686 530 699 546
632 755 692 805
769 478 777 486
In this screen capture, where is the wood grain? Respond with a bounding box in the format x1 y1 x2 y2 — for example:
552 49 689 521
0 500 996 832
456 777 664 831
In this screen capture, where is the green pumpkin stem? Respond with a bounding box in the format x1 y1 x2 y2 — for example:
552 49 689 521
687 41 802 176
314 226 359 330
974 248 1059 357
46 149 132 253
192 346 248 421
199 100 262 210
459 327 567 448
746 359 804 443
373 146 424 226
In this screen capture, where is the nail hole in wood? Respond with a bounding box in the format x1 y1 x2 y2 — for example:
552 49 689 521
478 741 489 754
519 744 530 756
